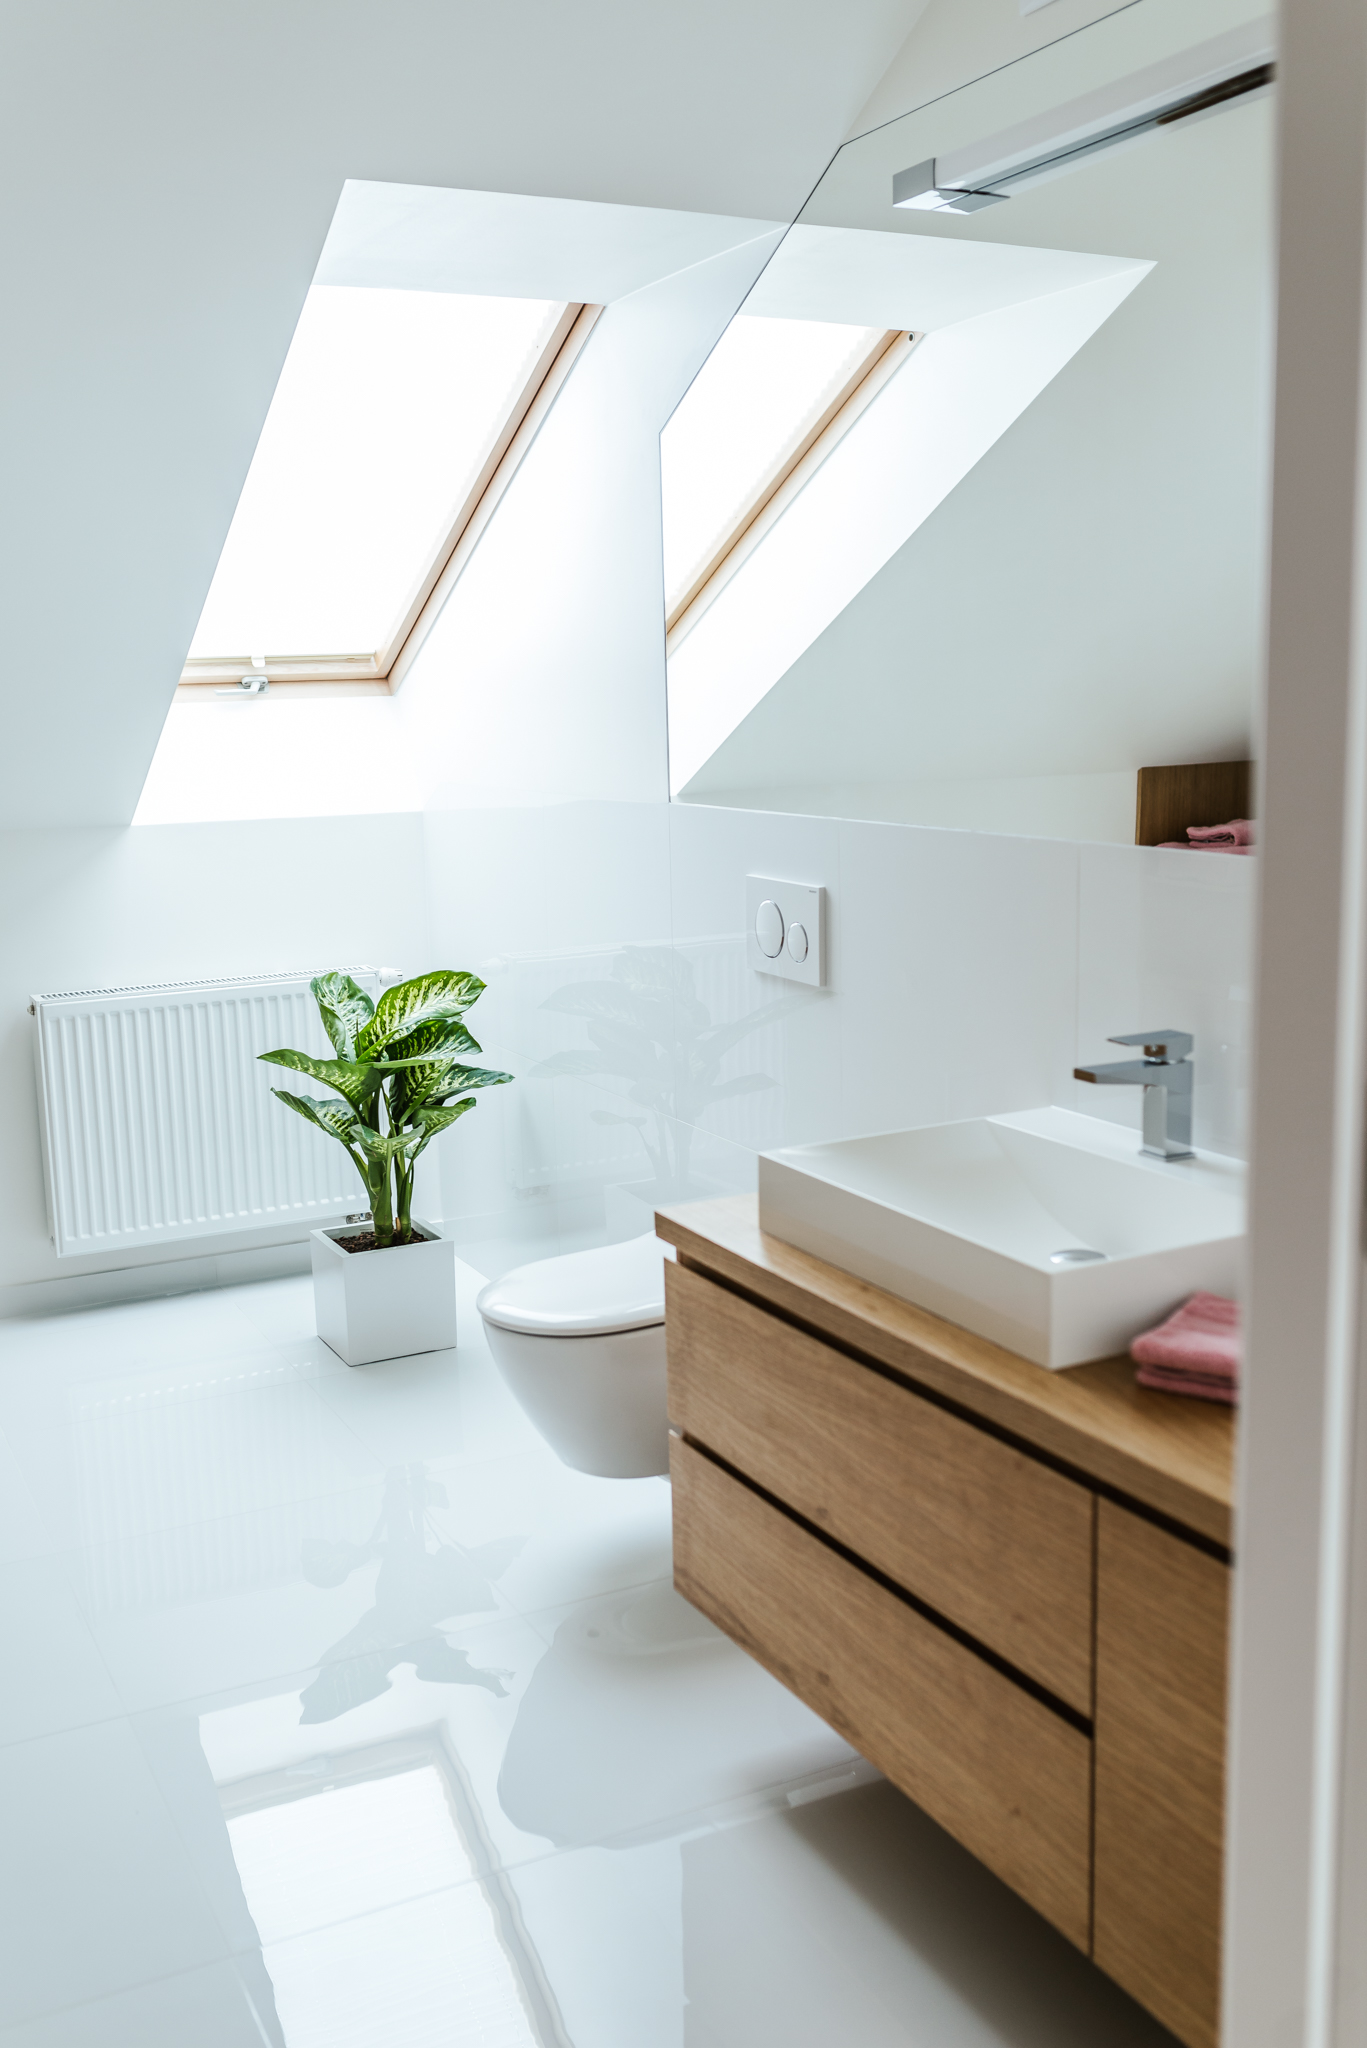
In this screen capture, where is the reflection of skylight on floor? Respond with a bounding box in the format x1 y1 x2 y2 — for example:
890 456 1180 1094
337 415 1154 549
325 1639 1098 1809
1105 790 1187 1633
660 313 887 619
189 287 566 661
229 1766 540 2047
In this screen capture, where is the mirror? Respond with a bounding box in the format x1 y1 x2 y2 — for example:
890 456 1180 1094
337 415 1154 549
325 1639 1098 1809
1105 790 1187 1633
661 0 1274 844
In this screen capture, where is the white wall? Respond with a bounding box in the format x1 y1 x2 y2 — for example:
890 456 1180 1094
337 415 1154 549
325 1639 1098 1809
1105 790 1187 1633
678 770 1140 842
0 817 430 1314
849 0 1139 136
419 797 1254 1282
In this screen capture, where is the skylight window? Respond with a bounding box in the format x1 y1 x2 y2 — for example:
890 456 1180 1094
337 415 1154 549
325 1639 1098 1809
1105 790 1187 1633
660 314 909 634
184 286 587 686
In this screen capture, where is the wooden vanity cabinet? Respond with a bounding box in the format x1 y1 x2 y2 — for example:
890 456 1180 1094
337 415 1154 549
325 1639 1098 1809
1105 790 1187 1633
1094 1502 1229 2048
659 1197 1234 2048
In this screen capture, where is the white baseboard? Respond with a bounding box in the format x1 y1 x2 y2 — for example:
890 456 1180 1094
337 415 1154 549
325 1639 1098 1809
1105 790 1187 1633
0 1239 313 1320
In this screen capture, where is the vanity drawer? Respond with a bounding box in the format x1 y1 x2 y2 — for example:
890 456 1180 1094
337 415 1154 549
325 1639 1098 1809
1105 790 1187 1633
1093 1502 1229 2048
672 1435 1092 1948
666 1260 1095 1713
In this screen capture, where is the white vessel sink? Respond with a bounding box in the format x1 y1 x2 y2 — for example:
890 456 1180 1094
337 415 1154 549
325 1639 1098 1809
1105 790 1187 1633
757 1105 1244 1370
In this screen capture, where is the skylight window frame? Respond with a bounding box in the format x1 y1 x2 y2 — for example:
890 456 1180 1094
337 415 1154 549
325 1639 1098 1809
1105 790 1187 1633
664 325 920 650
179 300 603 693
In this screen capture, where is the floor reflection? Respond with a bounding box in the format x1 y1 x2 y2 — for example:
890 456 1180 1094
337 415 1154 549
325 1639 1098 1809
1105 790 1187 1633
499 1582 856 1848
224 1732 573 2047
9 1271 1181 2046
677 1784 1176 2048
203 1547 858 2044
299 1464 519 1722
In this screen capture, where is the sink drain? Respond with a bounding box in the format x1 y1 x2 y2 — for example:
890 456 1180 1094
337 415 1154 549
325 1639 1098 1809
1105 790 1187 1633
1049 1247 1107 1266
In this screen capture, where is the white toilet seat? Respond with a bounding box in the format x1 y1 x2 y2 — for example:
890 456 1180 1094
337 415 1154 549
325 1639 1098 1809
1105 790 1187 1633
476 1235 674 1479
476 1232 671 1338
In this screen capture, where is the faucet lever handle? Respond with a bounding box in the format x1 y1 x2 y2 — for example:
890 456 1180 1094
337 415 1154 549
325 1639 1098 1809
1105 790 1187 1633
1107 1029 1193 1062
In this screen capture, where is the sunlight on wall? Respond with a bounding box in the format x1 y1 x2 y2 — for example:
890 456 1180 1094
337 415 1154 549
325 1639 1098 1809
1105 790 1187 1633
132 697 412 825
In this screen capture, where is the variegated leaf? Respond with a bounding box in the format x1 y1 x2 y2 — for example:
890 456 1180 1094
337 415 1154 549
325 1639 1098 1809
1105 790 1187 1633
416 1063 513 1105
351 1124 426 1163
357 972 486 1054
383 1018 482 1066
405 1098 477 1157
269 1090 363 1149
258 1047 383 1111
311 972 376 1059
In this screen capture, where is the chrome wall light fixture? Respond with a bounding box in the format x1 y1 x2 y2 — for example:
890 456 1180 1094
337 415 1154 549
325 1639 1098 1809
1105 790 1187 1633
894 17 1275 215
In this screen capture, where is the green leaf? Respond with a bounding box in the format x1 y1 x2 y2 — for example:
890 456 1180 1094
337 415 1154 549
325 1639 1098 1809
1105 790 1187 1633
357 972 486 1055
383 1018 482 1066
404 1097 477 1158
269 1090 363 1148
390 1062 511 1127
258 1046 384 1113
351 1124 426 1164
311 972 375 1059
416 1063 512 1104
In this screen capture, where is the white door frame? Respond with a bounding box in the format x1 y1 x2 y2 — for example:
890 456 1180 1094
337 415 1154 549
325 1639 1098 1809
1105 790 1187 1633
1225 0 1367 2040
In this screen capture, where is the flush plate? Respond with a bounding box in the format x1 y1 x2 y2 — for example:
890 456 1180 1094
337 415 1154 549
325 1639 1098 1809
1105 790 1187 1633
746 875 826 986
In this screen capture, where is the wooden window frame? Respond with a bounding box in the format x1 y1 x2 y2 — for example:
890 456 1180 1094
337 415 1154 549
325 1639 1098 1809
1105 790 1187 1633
664 327 921 654
178 301 603 696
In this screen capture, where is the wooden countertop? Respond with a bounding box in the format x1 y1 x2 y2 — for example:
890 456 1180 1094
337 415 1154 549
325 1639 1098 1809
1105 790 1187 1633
655 1194 1235 1553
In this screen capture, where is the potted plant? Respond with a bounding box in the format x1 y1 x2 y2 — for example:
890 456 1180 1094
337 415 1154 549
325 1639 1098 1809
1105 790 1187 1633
260 969 512 1366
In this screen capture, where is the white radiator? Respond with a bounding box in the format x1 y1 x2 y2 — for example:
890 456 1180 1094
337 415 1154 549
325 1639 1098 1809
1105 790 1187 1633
31 970 384 1259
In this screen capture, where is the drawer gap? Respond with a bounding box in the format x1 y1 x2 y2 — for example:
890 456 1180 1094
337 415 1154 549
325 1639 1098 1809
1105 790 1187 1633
679 1432 1094 1736
678 1255 1232 1566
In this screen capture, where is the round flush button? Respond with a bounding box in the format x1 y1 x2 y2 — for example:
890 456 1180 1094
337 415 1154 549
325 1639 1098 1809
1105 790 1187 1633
755 899 785 958
787 921 809 964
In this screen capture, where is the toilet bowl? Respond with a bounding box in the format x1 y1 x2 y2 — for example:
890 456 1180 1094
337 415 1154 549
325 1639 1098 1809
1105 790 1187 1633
476 1234 672 1478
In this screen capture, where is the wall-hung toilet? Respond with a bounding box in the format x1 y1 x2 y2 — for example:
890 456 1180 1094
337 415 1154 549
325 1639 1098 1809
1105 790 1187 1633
476 1234 672 1478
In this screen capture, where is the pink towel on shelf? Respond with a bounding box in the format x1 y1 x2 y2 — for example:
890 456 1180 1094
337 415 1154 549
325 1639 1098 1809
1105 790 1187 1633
1130 1291 1240 1405
1188 818 1255 847
1158 818 1256 855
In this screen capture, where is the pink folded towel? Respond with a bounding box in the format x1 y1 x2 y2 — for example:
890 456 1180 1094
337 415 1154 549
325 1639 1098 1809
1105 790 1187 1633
1130 1292 1240 1405
1158 818 1256 855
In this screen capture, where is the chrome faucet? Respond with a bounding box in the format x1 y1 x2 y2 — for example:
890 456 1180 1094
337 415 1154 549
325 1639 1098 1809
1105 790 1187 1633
1073 1030 1194 1160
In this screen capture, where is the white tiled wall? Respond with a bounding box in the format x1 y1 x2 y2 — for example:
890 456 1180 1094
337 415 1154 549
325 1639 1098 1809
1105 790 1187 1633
1072 841 1254 1152
424 800 1255 1279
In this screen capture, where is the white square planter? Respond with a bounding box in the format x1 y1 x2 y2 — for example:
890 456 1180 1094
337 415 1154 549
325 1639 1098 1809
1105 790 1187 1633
309 1220 456 1366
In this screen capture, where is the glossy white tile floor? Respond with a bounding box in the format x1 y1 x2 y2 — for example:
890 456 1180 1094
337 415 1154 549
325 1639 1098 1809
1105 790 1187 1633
0 1261 1179 2046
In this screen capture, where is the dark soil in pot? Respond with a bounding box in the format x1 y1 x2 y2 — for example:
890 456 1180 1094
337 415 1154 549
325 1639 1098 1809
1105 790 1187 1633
336 1229 431 1254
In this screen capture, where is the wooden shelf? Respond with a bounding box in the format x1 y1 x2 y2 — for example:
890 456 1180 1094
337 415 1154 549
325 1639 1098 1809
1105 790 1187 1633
655 1194 1235 1551
1135 761 1253 847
